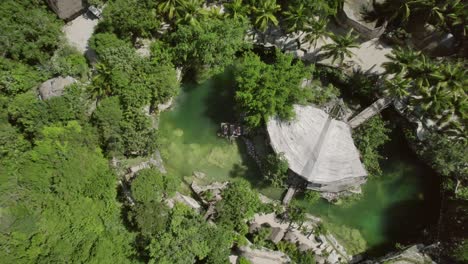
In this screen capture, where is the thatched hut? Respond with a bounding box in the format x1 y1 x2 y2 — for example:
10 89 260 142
46 0 85 21
267 105 367 192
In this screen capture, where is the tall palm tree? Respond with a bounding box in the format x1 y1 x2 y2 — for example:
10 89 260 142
202 6 227 20
431 61 467 101
321 29 359 65
90 63 113 100
408 54 437 85
157 0 179 20
413 82 453 117
385 74 412 99
175 0 205 27
225 0 250 19
375 0 411 25
302 18 329 49
252 0 280 32
383 47 421 75
282 4 310 33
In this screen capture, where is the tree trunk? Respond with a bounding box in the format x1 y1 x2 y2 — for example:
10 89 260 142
454 178 460 195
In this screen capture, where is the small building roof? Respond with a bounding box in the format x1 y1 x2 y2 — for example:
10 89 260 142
266 105 367 190
46 0 85 21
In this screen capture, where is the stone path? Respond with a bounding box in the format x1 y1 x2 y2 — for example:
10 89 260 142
63 13 99 55
251 213 351 264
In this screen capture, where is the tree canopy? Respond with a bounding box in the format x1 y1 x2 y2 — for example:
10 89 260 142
216 180 261 233
0 0 63 64
234 50 313 127
0 122 134 263
168 16 250 78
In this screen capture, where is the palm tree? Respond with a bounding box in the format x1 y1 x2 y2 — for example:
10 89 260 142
321 29 359 66
282 4 310 34
383 47 421 75
202 6 227 20
408 54 437 85
252 0 280 32
302 18 329 49
415 83 454 117
385 74 412 99
90 63 113 100
288 203 306 229
175 0 205 27
375 0 411 25
431 61 466 102
225 0 250 20
157 0 179 20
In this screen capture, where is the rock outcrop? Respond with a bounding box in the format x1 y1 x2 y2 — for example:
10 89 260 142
38 76 76 100
361 244 438 264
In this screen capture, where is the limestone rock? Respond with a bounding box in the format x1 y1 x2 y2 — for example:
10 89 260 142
362 244 437 264
238 246 291 264
193 171 206 179
38 76 76 100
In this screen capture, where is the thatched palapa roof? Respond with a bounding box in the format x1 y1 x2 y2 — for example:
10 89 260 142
267 105 367 192
46 0 85 21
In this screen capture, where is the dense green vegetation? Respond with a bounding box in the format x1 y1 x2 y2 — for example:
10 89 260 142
0 122 134 263
1 0 466 263
234 50 338 127
353 116 391 177
0 0 63 64
234 50 313 127
373 0 467 54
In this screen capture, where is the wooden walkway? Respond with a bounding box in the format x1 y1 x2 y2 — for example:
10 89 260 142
348 97 393 128
282 186 297 205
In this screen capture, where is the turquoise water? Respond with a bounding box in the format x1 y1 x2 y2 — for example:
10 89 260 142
158 72 440 255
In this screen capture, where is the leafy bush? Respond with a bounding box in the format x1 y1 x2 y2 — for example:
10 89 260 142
46 45 89 79
234 50 313 127
353 115 390 177
263 153 289 187
0 58 45 96
0 0 62 64
131 168 179 204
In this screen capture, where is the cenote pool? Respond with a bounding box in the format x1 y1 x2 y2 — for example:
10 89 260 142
158 71 441 256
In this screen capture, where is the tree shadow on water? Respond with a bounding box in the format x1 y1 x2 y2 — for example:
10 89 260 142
228 138 270 189
202 69 238 124
363 198 439 257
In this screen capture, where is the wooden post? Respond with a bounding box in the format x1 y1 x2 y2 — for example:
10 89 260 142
282 186 297 205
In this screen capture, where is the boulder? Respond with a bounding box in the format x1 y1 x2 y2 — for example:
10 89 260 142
193 171 206 179
38 76 76 100
362 244 437 264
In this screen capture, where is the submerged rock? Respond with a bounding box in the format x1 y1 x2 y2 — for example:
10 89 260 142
193 171 206 179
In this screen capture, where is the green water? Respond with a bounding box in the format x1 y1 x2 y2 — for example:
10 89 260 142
158 73 243 181
158 72 283 197
297 140 440 254
158 72 440 255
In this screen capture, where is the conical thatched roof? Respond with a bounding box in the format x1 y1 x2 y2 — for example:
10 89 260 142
46 0 85 21
267 105 367 192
